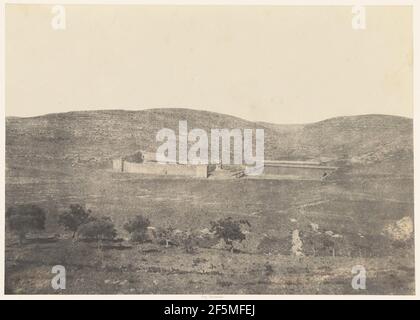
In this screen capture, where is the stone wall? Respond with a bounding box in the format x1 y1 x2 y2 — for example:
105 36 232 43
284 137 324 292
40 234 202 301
263 164 337 179
113 159 208 178
113 158 123 172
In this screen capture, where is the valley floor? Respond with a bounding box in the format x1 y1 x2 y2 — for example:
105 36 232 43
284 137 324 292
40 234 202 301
5 240 415 295
5 164 415 295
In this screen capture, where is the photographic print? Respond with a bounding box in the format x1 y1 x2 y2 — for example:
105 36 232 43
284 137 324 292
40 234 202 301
3 4 415 295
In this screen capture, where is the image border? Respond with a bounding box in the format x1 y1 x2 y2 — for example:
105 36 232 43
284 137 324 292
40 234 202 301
0 0 418 300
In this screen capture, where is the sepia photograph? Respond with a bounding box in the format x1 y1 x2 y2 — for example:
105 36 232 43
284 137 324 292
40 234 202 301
2 3 416 297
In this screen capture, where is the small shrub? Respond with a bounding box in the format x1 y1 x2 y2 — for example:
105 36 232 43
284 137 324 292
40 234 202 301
182 233 196 254
156 226 177 247
6 204 46 245
264 262 275 276
210 217 250 252
124 151 143 163
58 204 93 239
130 231 149 243
123 215 150 243
78 217 117 248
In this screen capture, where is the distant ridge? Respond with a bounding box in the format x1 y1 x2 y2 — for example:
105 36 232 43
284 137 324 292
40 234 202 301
6 108 413 174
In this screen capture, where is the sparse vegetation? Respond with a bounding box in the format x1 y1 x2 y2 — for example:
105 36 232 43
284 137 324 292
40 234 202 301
77 217 117 248
210 217 250 252
4 111 415 294
156 226 176 248
58 204 93 239
181 232 197 254
6 204 46 245
124 215 150 243
123 151 144 163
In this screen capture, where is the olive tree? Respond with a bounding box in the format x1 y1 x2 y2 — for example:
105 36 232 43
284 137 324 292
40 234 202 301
77 217 117 249
58 204 92 239
6 204 46 245
210 217 250 252
123 215 150 243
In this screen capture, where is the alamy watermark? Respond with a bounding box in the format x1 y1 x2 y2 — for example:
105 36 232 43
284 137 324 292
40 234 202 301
51 5 66 30
51 265 66 290
155 121 265 175
351 6 366 30
351 265 367 290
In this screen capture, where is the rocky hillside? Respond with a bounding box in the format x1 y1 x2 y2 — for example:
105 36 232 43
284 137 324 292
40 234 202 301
6 109 413 173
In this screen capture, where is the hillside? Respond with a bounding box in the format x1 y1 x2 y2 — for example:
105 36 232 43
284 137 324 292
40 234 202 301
5 109 415 295
6 109 413 173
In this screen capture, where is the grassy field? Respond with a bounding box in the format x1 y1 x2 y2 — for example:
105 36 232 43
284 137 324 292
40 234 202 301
5 240 414 295
5 162 415 294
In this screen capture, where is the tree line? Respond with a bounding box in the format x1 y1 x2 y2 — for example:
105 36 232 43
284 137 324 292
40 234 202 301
6 204 250 253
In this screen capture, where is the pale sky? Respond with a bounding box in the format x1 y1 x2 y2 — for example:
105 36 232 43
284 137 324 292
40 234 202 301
6 5 412 123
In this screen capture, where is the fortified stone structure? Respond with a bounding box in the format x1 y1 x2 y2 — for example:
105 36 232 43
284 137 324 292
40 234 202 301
112 155 337 180
113 158 208 178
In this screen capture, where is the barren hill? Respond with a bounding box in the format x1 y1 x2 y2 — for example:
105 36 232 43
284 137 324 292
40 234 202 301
6 109 413 173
